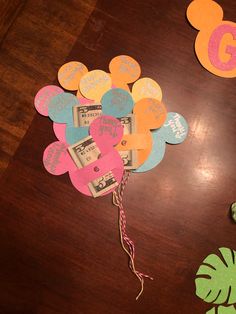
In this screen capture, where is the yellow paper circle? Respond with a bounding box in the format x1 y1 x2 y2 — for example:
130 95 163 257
58 61 88 91
132 77 162 103
79 70 112 101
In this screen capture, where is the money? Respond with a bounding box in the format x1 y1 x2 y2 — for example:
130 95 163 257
67 135 118 197
73 103 102 127
118 114 137 169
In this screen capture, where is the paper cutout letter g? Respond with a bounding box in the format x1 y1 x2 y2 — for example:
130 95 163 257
208 24 236 72
187 0 236 78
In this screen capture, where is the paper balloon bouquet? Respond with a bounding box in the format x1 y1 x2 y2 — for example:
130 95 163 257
34 55 188 299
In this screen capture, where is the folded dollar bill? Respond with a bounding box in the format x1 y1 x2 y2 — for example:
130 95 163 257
73 103 102 127
118 114 138 170
67 135 118 197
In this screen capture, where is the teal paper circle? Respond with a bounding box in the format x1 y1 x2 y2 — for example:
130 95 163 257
101 88 134 118
48 92 79 124
158 112 188 144
66 126 89 145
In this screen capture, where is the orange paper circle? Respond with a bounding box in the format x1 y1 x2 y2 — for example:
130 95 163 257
133 98 167 131
76 88 84 99
109 55 141 84
137 132 152 166
79 70 112 101
187 0 223 31
58 61 88 91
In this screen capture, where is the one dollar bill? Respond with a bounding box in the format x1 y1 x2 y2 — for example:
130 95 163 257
73 103 102 127
67 135 118 197
118 114 137 169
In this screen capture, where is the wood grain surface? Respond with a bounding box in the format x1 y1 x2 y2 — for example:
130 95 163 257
0 0 236 313
0 0 96 175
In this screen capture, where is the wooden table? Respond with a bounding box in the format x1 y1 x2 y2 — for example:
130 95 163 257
0 0 235 313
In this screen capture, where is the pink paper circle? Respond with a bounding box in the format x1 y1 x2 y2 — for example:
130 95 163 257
69 115 124 196
53 122 67 143
90 115 123 154
43 141 75 175
34 85 64 116
69 162 123 196
78 97 94 105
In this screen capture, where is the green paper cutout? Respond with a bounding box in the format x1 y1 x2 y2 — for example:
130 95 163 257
218 305 236 314
207 306 236 314
195 247 236 312
231 203 236 223
207 308 216 314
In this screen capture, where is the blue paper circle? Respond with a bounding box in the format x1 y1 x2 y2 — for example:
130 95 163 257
158 112 188 144
48 92 79 124
134 133 166 173
101 88 134 118
66 126 89 144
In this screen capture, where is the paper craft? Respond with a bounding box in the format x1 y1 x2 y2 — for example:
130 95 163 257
109 55 141 90
187 0 236 77
117 115 138 169
69 116 124 197
134 134 166 173
101 88 134 118
196 247 236 314
34 55 188 299
58 61 88 91
207 306 236 314
65 97 94 144
48 93 78 125
132 77 162 103
43 141 75 175
34 85 64 116
134 112 188 172
231 202 236 223
79 70 112 101
156 112 188 144
116 98 167 167
53 122 67 143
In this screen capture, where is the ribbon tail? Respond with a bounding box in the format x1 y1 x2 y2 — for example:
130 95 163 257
112 171 153 300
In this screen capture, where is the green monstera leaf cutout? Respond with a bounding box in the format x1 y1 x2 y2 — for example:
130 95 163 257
207 307 216 314
196 247 236 305
207 305 236 314
218 305 236 314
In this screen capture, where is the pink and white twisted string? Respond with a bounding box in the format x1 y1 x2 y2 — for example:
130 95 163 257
112 170 153 300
